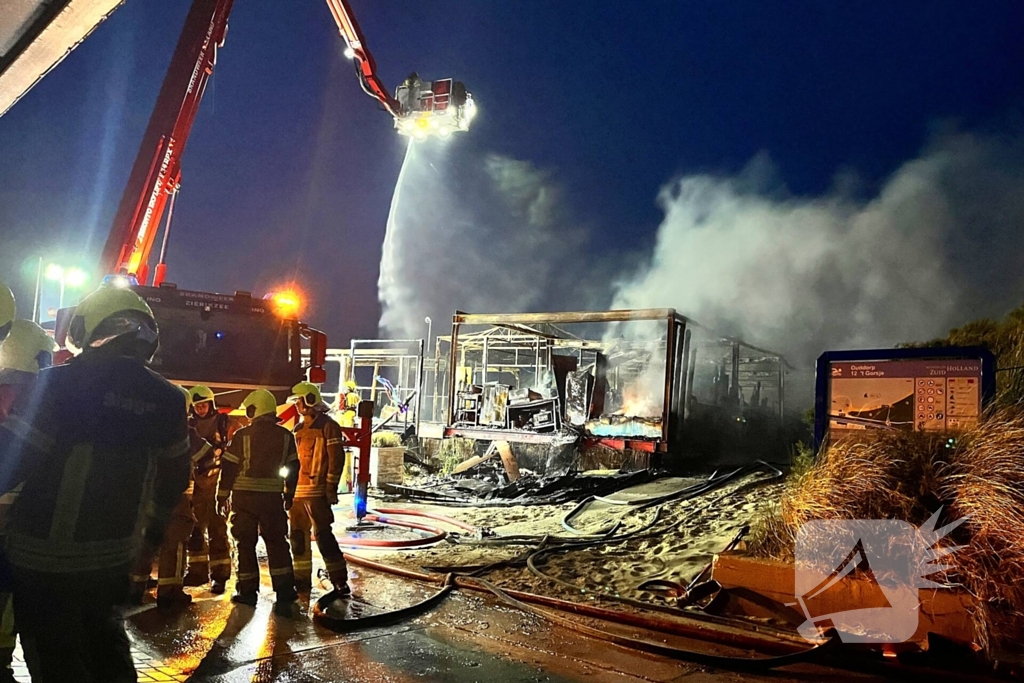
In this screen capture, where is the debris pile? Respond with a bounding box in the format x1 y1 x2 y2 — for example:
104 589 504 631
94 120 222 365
384 468 658 507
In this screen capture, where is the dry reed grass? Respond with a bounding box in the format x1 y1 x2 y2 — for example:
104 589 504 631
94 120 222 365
748 408 1024 650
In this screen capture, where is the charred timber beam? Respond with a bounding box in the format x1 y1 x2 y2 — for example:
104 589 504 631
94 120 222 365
453 309 686 326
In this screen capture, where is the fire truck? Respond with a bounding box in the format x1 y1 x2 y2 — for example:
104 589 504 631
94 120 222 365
46 0 474 405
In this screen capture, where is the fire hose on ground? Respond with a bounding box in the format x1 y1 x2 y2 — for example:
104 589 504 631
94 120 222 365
312 468 847 671
315 518 987 679
331 507 477 548
314 552 840 671
305 431 985 681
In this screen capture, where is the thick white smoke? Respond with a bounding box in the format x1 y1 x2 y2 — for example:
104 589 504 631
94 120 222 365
613 130 1024 367
379 129 1024 405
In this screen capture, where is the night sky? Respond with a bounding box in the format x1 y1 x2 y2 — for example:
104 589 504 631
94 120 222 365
1 0 1022 345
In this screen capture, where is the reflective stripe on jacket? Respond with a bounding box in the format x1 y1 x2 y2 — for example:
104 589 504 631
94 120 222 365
0 353 190 573
219 417 298 497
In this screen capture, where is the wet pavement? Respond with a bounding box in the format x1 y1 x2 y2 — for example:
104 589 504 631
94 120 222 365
7 513 891 683
10 554 891 683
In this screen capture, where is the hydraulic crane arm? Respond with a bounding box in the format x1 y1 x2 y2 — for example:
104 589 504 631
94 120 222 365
324 0 475 139
101 0 472 286
99 0 233 285
324 0 401 117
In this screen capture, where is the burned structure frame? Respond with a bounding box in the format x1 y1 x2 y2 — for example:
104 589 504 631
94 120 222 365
440 309 788 461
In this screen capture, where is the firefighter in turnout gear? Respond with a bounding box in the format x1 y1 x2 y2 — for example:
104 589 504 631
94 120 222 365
184 384 232 593
335 380 360 492
129 387 215 608
0 283 13 343
218 389 298 609
0 320 57 421
337 379 360 427
289 382 350 594
0 319 55 681
0 287 190 683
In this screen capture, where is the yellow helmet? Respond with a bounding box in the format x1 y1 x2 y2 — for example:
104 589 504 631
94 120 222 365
239 389 277 419
190 385 216 410
0 320 57 375
0 283 14 342
179 386 193 413
66 287 157 359
291 381 322 408
342 379 357 392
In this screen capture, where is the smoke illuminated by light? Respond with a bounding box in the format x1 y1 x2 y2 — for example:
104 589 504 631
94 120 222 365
380 128 1024 408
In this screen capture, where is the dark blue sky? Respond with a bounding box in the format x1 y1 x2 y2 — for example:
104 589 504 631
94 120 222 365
1 0 1022 343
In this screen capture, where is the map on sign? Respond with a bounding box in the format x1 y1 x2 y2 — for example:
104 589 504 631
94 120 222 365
829 359 982 433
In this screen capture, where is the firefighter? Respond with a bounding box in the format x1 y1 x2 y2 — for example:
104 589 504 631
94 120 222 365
0 287 190 683
335 380 360 493
129 387 214 608
0 319 55 682
397 72 422 114
0 284 13 343
289 381 350 594
336 379 360 427
218 389 298 610
0 320 56 421
184 384 232 593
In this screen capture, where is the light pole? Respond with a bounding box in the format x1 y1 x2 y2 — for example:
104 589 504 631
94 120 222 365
32 257 42 324
424 316 432 350
45 264 89 314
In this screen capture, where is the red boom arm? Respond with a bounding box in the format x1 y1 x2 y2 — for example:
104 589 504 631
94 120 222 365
324 0 402 117
100 0 233 285
101 0 412 286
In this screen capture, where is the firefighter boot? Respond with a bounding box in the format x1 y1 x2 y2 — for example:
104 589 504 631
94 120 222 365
156 591 193 610
127 569 152 605
272 572 298 616
0 598 15 683
273 575 298 602
0 617 13 683
126 583 148 605
211 579 227 595
0 656 15 683
183 571 208 588
231 590 258 606
319 567 351 596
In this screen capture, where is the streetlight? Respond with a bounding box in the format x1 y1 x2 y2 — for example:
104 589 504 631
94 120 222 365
424 316 432 350
45 264 89 310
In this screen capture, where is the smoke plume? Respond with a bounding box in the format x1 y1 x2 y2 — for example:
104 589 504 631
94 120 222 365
612 130 1024 367
380 128 1024 404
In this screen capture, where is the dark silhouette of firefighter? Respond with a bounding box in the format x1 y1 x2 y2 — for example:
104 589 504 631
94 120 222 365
0 287 190 683
0 284 13 344
0 319 56 682
289 382 349 594
218 389 298 610
185 385 232 593
0 320 56 421
129 387 215 608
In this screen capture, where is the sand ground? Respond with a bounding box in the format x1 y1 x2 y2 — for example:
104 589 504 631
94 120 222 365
350 471 783 608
